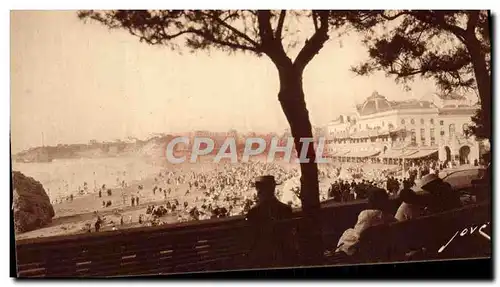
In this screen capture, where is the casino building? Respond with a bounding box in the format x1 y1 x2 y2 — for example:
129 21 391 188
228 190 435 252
325 91 481 165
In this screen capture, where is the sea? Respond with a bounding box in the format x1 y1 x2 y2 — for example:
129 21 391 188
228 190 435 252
12 156 164 201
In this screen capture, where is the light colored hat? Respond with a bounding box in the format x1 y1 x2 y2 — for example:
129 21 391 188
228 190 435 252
412 173 441 194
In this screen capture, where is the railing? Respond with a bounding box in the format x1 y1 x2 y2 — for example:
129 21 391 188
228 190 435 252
15 199 491 278
15 215 251 277
357 202 491 262
14 199 377 277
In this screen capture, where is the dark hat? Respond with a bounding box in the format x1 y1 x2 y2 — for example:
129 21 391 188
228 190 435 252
398 188 427 205
255 175 280 186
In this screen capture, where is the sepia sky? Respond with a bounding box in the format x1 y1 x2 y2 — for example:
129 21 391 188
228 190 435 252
11 10 444 153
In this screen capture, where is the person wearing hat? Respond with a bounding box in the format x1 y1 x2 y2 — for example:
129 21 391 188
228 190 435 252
412 173 462 214
246 175 292 222
245 175 295 268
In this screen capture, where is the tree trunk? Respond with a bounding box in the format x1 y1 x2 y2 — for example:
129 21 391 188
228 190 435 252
465 35 491 139
277 67 323 264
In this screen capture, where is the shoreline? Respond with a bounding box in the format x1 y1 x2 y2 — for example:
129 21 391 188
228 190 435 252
14 158 401 240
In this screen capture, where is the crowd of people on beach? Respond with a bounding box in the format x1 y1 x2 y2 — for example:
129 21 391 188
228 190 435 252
80 161 297 232
75 153 491 270
153 161 299 222
57 155 481 234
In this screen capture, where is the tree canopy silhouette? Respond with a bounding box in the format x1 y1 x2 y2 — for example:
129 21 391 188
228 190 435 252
352 10 491 139
78 9 379 262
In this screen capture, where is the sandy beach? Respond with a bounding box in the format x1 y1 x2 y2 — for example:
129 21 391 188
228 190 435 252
13 156 304 240
14 154 399 241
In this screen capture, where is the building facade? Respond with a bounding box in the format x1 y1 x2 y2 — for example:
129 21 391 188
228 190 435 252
325 91 480 165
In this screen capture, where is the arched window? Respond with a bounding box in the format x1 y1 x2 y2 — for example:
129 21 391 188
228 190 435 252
430 119 434 125
420 118 425 125
411 129 416 145
401 119 405 125
411 118 415 125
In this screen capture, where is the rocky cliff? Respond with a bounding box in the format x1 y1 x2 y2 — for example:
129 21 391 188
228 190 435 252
12 171 55 234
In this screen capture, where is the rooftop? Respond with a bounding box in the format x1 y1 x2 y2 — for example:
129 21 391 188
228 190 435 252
389 99 435 110
357 91 393 116
356 91 436 116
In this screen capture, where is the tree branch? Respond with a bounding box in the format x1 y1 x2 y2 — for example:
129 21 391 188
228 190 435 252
194 29 260 52
466 10 480 33
389 67 424 77
201 11 261 48
413 24 428 44
312 11 319 31
381 11 469 44
412 12 467 43
125 24 259 53
257 10 275 48
275 10 287 40
256 10 292 70
293 11 329 73
127 26 190 45
379 11 412 21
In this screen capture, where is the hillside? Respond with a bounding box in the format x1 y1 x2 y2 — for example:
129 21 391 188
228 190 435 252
12 135 174 163
12 131 294 163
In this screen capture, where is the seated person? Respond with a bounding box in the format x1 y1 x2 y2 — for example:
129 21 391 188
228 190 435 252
414 174 462 214
395 188 429 222
396 173 462 221
336 187 396 256
471 164 491 202
246 175 295 268
398 174 463 258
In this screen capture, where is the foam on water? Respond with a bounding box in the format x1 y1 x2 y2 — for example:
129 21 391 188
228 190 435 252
12 156 164 200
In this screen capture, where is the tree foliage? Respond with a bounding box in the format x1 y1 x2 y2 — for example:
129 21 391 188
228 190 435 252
351 10 491 139
77 9 377 197
77 9 492 260
78 10 378 69
78 10 377 262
